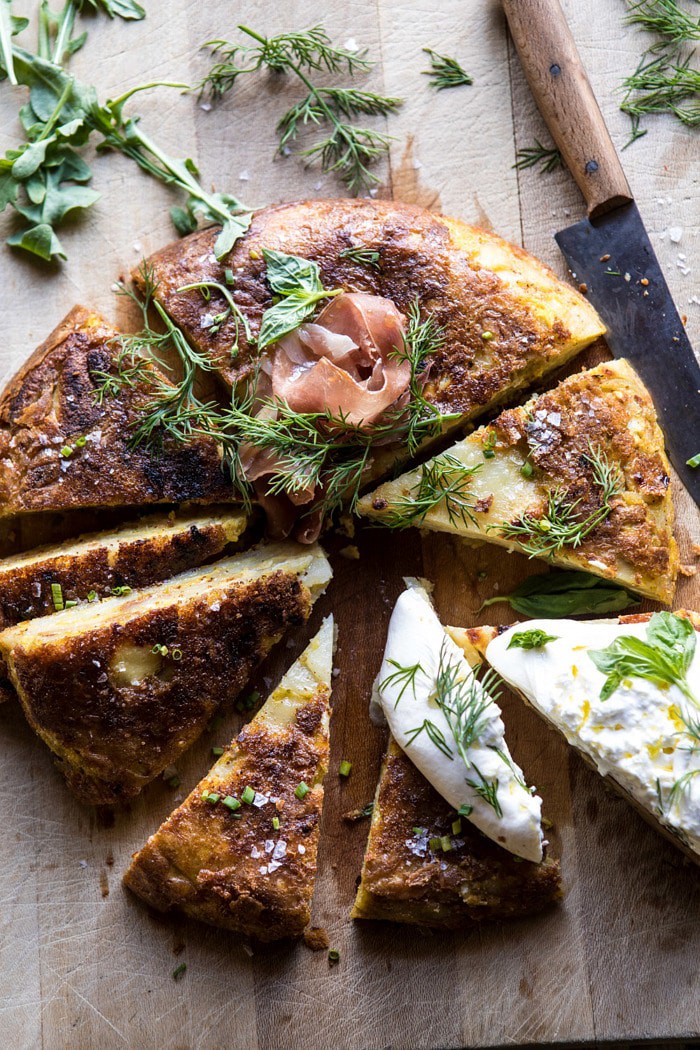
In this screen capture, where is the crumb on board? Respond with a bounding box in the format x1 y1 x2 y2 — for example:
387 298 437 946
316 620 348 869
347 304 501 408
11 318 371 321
679 563 697 577
303 926 330 951
339 544 360 560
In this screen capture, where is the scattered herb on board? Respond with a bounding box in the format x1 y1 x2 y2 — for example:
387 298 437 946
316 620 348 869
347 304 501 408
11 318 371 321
492 444 622 558
172 962 187 981
421 48 473 90
376 454 482 530
507 629 559 650
620 0 700 143
199 24 403 192
481 571 639 618
513 139 564 174
687 452 700 468
0 9 251 261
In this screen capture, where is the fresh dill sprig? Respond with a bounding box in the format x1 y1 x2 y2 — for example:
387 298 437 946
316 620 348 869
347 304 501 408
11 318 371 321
514 139 564 174
378 453 482 530
621 51 700 130
199 24 403 193
620 1 700 141
494 444 622 558
404 718 454 758
379 660 424 706
390 299 454 455
422 48 473 90
338 245 382 270
175 279 253 355
465 766 502 818
624 0 700 50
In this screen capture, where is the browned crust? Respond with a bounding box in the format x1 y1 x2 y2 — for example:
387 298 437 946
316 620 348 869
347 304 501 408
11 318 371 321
468 611 700 866
124 690 330 941
0 510 247 702
0 306 233 518
138 198 600 419
490 361 677 590
0 511 246 632
351 738 561 928
2 571 312 804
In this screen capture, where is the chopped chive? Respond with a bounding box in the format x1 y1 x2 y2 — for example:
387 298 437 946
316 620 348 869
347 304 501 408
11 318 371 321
440 834 452 852
59 445 73 458
482 431 497 459
428 836 442 852
172 648 183 661
87 590 98 602
339 760 352 777
224 267 234 285
295 781 310 800
412 826 426 836
481 330 494 341
172 963 187 981
201 790 220 804
236 690 260 713
212 746 224 757
167 775 180 789
520 460 534 478
222 795 241 812
272 815 280 831
241 785 255 804
458 804 473 817
65 599 78 608
75 435 87 447
111 586 131 596
451 818 462 835
328 949 340 963
687 453 700 469
51 583 64 610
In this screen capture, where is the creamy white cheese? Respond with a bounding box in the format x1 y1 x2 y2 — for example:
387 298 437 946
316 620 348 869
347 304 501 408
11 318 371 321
486 618 700 858
375 585 544 862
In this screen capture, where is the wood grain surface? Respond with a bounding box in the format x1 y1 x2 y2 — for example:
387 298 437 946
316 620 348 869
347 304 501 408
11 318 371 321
0 2 698 1048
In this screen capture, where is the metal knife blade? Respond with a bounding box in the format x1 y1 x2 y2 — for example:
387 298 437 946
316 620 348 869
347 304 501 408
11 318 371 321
556 202 700 504
502 0 700 508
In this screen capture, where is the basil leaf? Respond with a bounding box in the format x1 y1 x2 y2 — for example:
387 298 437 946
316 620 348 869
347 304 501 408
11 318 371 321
262 248 324 296
507 629 559 650
588 613 697 702
646 611 696 675
258 290 327 349
482 571 638 619
86 0 146 19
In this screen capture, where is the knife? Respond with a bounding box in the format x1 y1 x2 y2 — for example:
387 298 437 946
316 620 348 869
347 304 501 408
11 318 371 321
502 0 700 507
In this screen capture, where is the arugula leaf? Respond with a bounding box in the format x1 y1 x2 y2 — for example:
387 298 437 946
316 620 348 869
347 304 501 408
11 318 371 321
589 612 697 703
481 571 639 618
86 0 145 19
257 249 340 348
507 629 559 651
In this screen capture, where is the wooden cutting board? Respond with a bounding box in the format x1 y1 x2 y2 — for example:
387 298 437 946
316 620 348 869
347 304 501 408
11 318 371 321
0 2 698 1047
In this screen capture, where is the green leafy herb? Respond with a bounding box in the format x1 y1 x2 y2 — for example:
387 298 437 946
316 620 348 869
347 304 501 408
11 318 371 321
377 453 481 530
493 445 622 558
507 629 559 650
589 611 697 702
338 245 381 270
257 249 341 349
176 280 252 355
514 139 564 174
0 25 252 261
422 47 473 90
481 570 639 618
465 766 502 818
624 0 700 49
200 24 402 192
404 716 454 759
389 299 453 455
687 452 700 468
379 659 424 706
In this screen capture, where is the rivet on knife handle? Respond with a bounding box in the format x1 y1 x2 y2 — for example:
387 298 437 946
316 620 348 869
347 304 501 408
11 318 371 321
502 0 632 219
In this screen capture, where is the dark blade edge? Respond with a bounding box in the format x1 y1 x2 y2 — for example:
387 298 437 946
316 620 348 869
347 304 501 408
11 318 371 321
555 201 700 507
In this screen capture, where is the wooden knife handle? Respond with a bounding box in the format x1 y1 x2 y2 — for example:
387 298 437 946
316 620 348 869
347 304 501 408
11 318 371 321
502 0 632 218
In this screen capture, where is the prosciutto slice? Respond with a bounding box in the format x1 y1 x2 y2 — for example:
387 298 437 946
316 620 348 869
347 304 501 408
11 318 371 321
271 293 410 426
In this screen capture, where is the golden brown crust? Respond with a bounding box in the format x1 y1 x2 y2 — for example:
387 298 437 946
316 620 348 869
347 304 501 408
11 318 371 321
2 570 313 804
361 359 678 604
124 696 329 940
352 738 561 928
0 509 248 702
0 306 232 518
139 199 603 421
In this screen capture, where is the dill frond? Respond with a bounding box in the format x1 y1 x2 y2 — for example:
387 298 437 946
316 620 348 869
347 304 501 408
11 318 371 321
513 139 564 174
422 48 473 90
